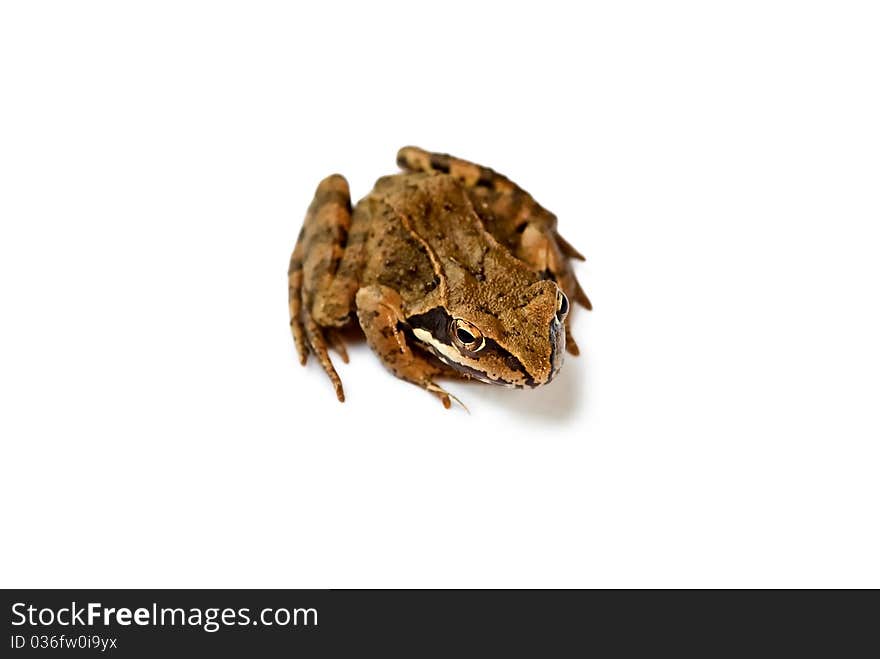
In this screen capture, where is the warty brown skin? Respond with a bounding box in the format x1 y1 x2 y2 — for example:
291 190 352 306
288 147 590 408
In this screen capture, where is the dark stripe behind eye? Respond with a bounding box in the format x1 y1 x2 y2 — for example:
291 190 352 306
407 307 453 344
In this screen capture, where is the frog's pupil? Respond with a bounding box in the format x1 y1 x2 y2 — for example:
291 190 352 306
456 328 475 344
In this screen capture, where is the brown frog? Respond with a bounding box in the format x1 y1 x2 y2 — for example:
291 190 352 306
288 146 591 408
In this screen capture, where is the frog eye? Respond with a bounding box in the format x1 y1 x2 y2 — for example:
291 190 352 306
451 318 486 352
556 290 569 321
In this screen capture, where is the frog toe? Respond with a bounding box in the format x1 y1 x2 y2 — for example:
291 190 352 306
302 314 346 402
425 381 468 412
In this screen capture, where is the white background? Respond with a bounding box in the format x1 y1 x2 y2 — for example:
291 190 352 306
1 1 878 588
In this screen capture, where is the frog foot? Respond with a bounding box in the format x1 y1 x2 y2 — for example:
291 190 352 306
301 310 345 403
289 249 346 402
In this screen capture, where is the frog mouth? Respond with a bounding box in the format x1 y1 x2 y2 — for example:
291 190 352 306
432 353 525 388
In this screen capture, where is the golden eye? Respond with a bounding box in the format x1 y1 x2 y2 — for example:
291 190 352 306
556 290 569 321
451 318 485 351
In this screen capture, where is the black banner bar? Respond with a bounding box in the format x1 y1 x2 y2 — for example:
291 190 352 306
2 589 874 656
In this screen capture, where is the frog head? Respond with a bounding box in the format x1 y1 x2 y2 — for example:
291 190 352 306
407 268 568 388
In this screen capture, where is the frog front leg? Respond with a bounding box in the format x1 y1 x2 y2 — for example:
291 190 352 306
355 285 460 409
289 174 361 402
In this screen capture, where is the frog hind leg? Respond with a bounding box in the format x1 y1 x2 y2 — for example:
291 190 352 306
355 284 462 409
397 145 520 193
289 174 358 402
396 146 591 355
